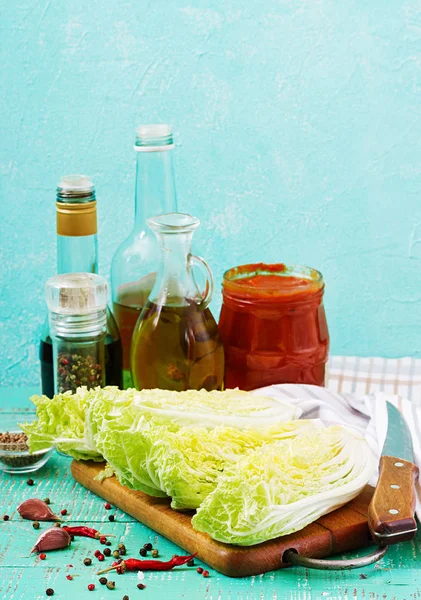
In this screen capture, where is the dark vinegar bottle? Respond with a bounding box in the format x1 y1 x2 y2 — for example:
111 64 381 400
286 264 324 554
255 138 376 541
39 175 122 397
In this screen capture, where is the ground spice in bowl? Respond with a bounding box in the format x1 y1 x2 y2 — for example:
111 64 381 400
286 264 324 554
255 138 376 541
0 431 52 474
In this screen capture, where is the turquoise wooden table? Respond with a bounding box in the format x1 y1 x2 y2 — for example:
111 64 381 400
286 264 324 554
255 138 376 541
1 382 420 600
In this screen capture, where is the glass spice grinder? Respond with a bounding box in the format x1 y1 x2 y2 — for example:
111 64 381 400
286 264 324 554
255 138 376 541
45 273 108 394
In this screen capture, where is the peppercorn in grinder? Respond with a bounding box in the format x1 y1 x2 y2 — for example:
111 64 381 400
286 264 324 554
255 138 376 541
45 273 108 394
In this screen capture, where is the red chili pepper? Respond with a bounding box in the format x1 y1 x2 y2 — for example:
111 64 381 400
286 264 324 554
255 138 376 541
62 526 98 539
62 526 114 540
97 553 197 575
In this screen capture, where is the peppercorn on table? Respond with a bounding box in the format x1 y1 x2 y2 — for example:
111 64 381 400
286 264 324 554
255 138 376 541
1 356 421 600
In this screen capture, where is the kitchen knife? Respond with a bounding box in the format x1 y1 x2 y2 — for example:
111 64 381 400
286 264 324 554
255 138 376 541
368 401 419 545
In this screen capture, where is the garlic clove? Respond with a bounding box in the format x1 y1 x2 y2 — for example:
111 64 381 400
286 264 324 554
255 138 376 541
31 527 72 554
17 499 60 521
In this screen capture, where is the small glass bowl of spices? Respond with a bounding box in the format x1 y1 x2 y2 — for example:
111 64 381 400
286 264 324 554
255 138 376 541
0 430 53 474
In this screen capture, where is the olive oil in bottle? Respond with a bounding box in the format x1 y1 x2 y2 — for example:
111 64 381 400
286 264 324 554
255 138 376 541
111 125 178 388
131 213 224 392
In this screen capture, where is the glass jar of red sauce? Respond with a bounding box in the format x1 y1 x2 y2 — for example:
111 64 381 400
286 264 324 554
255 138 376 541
219 263 329 390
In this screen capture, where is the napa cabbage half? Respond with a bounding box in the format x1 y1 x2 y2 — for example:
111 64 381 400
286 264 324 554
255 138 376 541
20 386 301 465
93 417 319 507
192 425 375 545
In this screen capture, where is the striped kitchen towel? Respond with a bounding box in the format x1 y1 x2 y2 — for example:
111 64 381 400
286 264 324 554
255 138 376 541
327 355 421 404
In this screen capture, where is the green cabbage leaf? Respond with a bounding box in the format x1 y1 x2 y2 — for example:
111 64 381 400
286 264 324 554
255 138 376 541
146 420 320 509
20 388 102 461
192 426 375 545
20 386 301 477
89 392 310 505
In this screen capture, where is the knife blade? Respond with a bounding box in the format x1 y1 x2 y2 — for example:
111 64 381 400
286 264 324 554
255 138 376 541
368 402 419 545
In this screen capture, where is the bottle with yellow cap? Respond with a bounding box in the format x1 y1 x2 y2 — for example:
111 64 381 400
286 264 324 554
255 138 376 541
111 125 178 389
39 176 122 397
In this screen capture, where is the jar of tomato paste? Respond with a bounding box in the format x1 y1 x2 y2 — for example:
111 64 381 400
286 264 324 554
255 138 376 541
219 263 329 390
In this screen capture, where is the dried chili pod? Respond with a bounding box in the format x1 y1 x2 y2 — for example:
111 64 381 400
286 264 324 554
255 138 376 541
31 527 71 554
18 499 60 522
62 526 115 540
97 553 197 575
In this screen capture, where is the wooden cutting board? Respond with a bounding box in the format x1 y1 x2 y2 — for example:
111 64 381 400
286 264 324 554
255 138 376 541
71 460 375 577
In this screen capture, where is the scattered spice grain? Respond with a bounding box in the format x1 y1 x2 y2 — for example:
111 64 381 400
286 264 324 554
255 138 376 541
144 543 152 551
137 583 146 590
196 567 203 574
106 581 116 590
104 547 111 557
84 557 92 566
99 577 107 585
27 478 34 486
88 583 95 591
108 514 115 522
151 549 158 558
139 548 147 557
46 589 54 596
2 515 9 521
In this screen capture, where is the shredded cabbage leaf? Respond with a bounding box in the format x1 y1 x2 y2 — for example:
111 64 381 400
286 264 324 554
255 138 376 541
192 426 375 545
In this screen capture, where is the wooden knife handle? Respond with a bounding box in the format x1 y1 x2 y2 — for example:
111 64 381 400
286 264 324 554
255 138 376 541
368 455 419 545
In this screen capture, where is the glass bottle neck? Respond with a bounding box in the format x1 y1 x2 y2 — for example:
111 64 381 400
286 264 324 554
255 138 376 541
151 231 195 306
57 233 98 274
134 148 177 230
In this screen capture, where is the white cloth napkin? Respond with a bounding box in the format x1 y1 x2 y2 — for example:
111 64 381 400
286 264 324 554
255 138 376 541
254 384 421 514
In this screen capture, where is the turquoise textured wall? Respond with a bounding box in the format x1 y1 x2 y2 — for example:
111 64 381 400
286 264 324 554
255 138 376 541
1 1 420 386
